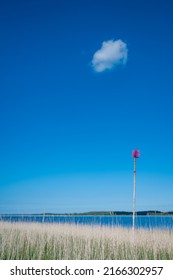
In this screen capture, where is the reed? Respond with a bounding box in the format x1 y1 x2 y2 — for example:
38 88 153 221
0 221 173 260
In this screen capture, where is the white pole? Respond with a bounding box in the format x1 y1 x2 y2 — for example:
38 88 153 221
132 157 136 231
42 210 45 223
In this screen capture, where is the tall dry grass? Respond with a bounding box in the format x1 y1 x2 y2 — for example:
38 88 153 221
0 221 173 259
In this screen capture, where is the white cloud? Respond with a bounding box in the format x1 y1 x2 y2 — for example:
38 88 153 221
92 39 128 72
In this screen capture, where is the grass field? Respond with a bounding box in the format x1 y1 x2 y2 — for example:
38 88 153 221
0 221 173 259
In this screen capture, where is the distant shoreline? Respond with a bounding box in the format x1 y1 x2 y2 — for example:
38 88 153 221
1 210 173 216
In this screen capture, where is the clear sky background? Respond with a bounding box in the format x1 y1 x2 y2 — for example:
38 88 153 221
0 0 173 214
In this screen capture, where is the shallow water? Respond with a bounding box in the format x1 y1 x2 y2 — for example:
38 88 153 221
1 215 173 229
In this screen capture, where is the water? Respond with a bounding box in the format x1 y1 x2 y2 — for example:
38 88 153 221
1 215 173 229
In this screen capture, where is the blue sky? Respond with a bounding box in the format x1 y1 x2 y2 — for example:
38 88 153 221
0 0 173 214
